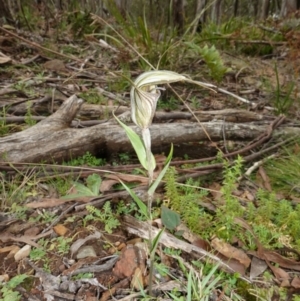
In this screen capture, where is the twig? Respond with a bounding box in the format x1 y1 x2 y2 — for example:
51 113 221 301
65 255 119 276
243 154 278 178
124 215 251 283
41 203 77 233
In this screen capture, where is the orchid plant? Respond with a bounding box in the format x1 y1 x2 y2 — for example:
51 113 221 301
115 69 214 295
116 70 194 216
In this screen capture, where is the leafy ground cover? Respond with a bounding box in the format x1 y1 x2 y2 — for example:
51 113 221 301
1 10 300 301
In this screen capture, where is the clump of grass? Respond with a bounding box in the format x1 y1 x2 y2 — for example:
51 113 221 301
165 154 300 251
64 152 106 167
265 145 300 196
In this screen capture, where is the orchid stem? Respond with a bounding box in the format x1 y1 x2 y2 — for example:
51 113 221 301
142 128 155 296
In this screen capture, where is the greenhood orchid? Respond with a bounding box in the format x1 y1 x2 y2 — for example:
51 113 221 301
130 70 190 184
130 70 188 129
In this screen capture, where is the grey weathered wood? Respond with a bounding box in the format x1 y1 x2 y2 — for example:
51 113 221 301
0 94 295 163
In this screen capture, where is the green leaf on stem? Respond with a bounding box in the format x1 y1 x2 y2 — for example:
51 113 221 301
119 180 149 219
148 144 173 195
114 114 156 171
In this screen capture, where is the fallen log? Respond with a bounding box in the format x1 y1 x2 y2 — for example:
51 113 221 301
0 95 296 163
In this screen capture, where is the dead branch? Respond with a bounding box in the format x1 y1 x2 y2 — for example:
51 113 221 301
0 95 297 163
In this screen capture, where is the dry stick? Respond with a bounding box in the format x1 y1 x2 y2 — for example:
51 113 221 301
175 136 295 184
124 215 251 283
41 203 77 233
168 84 224 155
243 154 278 178
0 115 285 174
0 27 91 67
90 14 155 70
0 116 287 182
173 115 286 166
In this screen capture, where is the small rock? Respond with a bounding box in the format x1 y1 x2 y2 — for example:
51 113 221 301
0 274 9 283
107 247 117 255
113 246 138 278
53 224 69 236
116 242 126 251
76 246 97 259
14 245 31 261
113 245 147 279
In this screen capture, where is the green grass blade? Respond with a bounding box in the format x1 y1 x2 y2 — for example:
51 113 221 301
119 180 149 219
148 144 173 195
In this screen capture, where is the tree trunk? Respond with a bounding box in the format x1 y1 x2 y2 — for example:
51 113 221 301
211 0 223 25
173 0 184 34
260 0 270 19
194 0 205 33
234 0 239 17
0 0 14 25
252 0 259 19
280 0 298 17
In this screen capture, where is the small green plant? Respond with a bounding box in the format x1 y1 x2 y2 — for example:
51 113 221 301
116 200 137 215
50 236 73 255
118 152 131 164
0 274 28 301
47 176 73 196
78 89 104 105
30 210 56 224
67 10 99 38
51 236 72 255
24 102 36 126
14 81 35 97
0 108 10 137
265 145 300 196
272 64 295 115
65 152 106 167
163 247 181 257
29 248 46 261
0 173 30 210
157 96 179 110
63 173 102 199
83 202 120 233
30 248 51 272
164 168 210 237
185 42 230 82
10 203 28 220
168 259 221 301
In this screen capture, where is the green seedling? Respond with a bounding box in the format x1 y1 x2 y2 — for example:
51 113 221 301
185 42 230 82
64 152 106 167
83 202 120 233
0 274 28 301
62 173 102 199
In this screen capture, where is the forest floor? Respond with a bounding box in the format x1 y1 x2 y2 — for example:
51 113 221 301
1 19 300 301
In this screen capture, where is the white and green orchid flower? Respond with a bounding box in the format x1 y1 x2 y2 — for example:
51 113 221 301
130 70 188 129
130 70 190 184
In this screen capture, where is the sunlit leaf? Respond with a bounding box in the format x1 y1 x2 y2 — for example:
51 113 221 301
114 114 156 170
